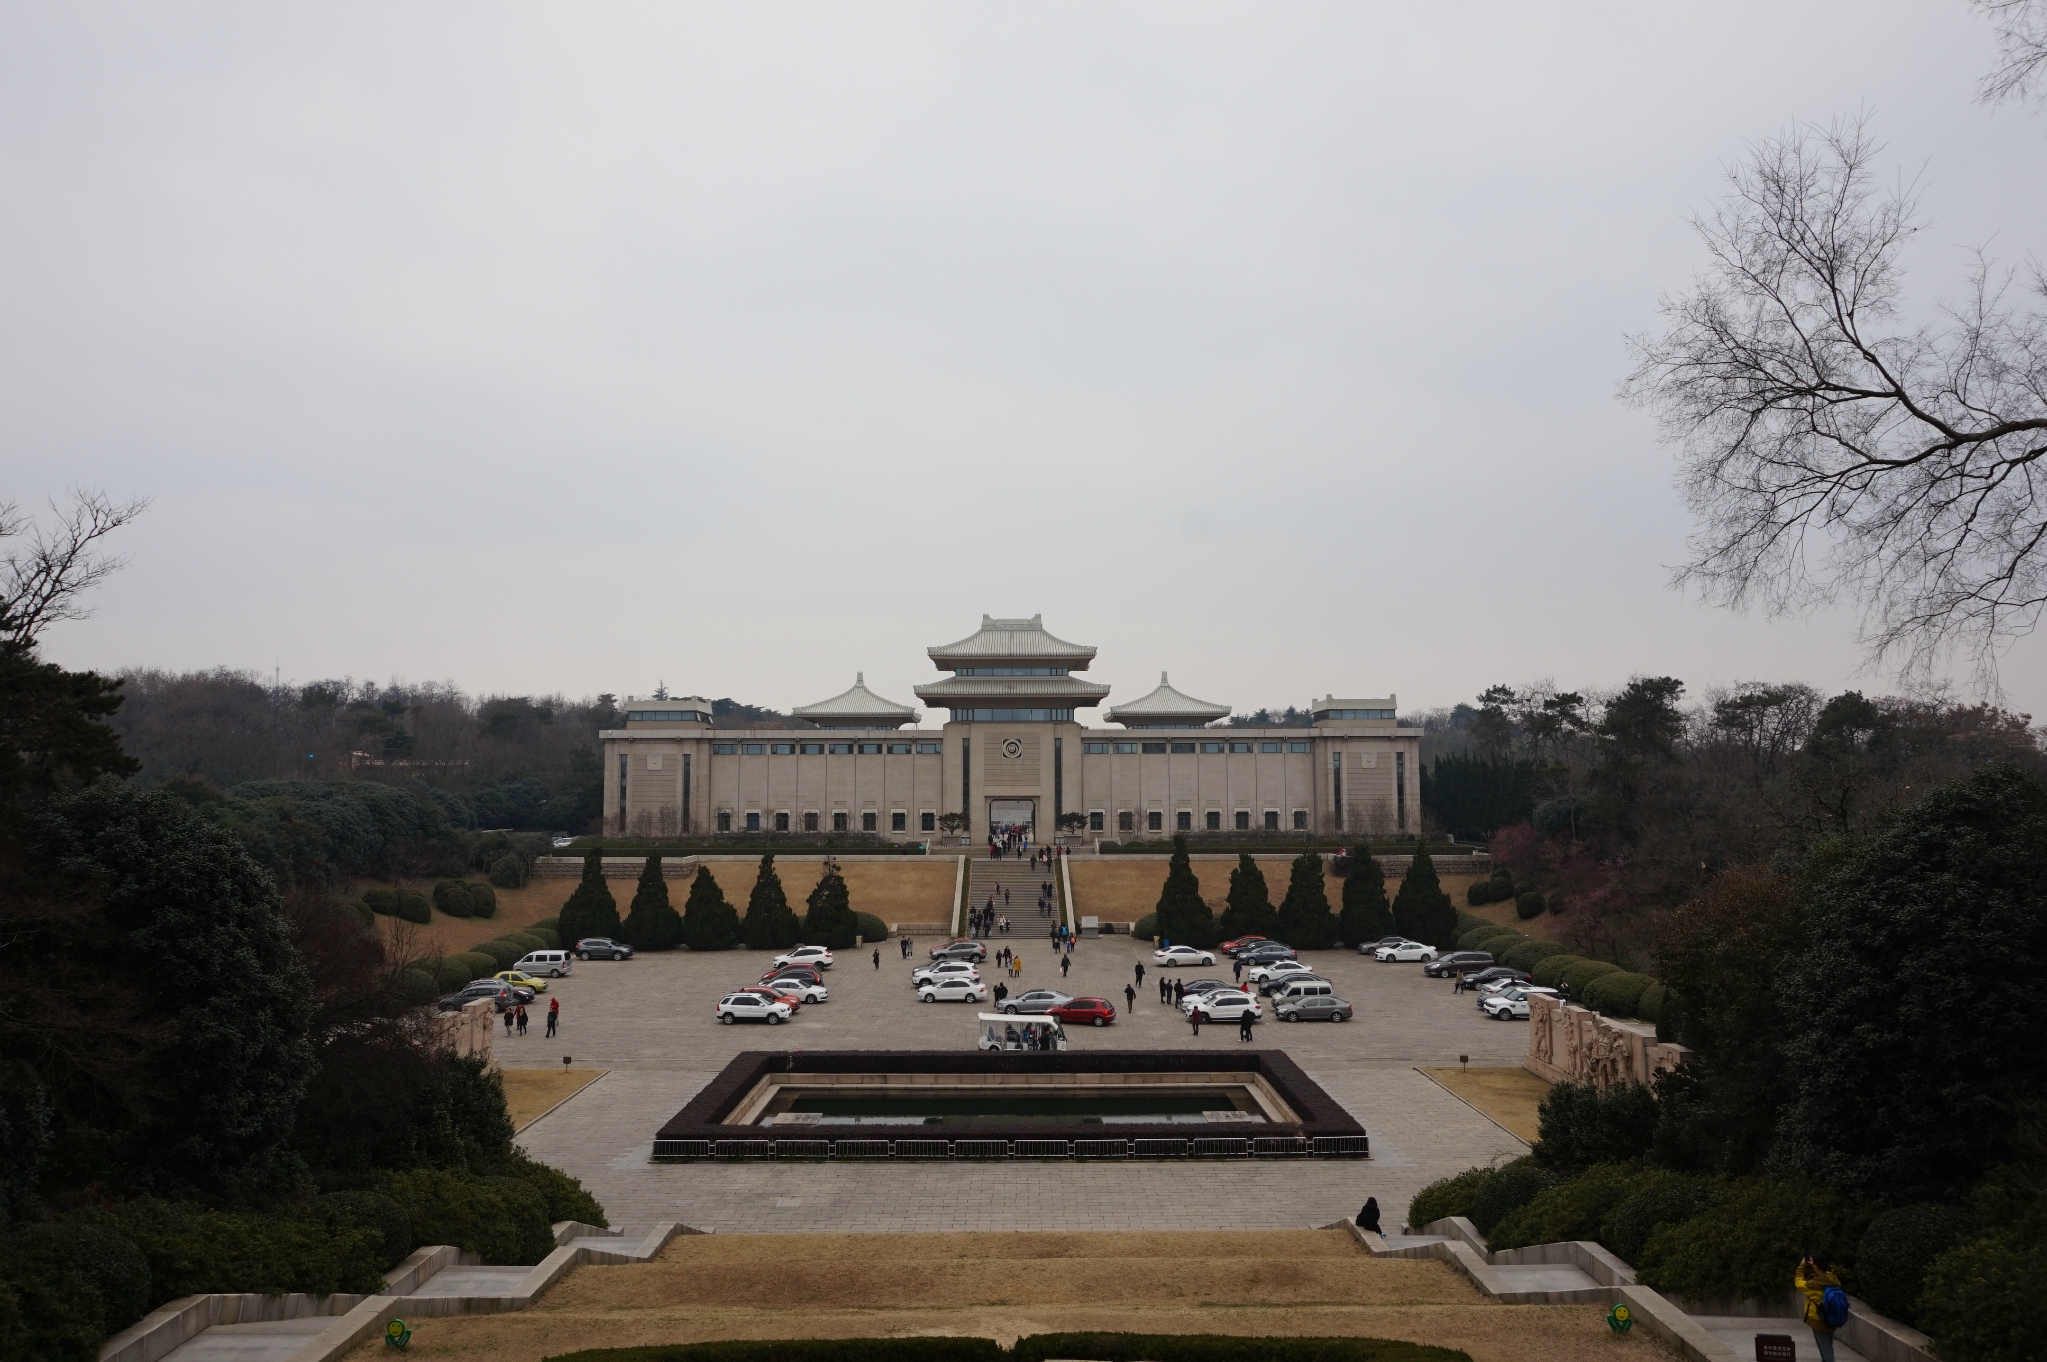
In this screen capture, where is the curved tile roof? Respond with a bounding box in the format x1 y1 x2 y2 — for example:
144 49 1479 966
791 672 920 725
1104 672 1231 725
927 614 1097 666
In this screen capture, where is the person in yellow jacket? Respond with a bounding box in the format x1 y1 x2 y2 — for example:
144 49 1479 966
1796 1253 1842 1362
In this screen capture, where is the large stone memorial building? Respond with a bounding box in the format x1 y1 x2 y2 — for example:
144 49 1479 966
601 615 1421 842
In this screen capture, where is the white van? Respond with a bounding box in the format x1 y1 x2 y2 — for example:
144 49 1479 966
1276 979 1336 1002
515 950 573 978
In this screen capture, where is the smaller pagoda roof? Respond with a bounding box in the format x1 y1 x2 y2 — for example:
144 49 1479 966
1104 672 1231 727
791 673 920 727
928 614 1096 667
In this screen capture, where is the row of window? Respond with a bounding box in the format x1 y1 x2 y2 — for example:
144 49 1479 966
711 741 944 756
1088 809 1309 832
952 667 1069 676
1323 708 1395 720
1081 740 1313 755
948 708 1075 722
716 810 933 833
627 709 710 723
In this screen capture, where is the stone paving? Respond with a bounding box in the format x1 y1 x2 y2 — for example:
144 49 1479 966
506 932 1530 1234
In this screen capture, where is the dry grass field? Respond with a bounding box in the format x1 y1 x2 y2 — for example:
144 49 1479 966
1070 859 1484 930
1459 897 1569 944
502 1068 607 1131
341 1228 1662 1362
1419 1066 1551 1143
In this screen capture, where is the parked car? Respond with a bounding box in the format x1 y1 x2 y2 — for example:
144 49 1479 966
1273 977 1340 1003
1049 997 1116 1027
1183 989 1261 1023
493 969 549 994
1218 934 1270 954
1356 935 1407 955
763 975 830 1003
476 978 535 1004
765 962 825 986
1462 967 1531 991
919 976 990 1004
1000 988 1073 1015
774 945 835 970
1482 986 1560 1020
732 986 800 1014
912 960 982 987
929 939 987 962
1373 940 1439 962
1153 945 1217 968
1276 993 1353 1022
717 992 792 1024
439 981 514 1012
551 835 574 849
1179 978 1232 996
515 949 574 977
1257 971 1329 997
1422 951 1496 978
1246 959 1314 986
1234 943 1298 963
1477 974 1538 1001
575 938 634 961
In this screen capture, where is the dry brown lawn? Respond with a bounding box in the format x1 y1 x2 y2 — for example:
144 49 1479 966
502 1069 607 1131
1070 860 1484 930
835 861 958 927
1460 898 1569 944
343 1228 1663 1362
1419 1066 1550 1143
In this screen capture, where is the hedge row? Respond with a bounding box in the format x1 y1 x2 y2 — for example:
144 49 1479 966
545 1337 1471 1362
364 888 430 923
429 926 562 994
853 912 889 943
1447 912 1664 1022
433 879 498 919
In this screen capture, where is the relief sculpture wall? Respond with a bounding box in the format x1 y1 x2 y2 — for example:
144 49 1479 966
1524 994 1688 1088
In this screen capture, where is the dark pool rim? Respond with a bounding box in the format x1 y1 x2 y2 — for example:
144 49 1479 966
650 1049 1369 1161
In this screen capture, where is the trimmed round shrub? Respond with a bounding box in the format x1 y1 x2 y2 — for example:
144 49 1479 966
1637 1175 1850 1301
1456 925 1501 951
1470 927 1527 953
376 1169 552 1266
1469 1160 1556 1235
1856 1203 1977 1323
432 957 473 993
467 883 497 919
1467 881 1497 907
1530 954 1586 988
1560 959 1622 997
450 950 499 983
1534 1081 1659 1170
1582 971 1655 1018
1547 892 1567 915
1134 912 1158 940
529 916 559 934
1491 1163 1659 1251
500 932 547 953
525 926 561 949
1918 1226 2047 1362
1601 1174 1717 1266
307 1191 414 1271
0 1220 152 1337
396 968 441 1007
1635 982 1668 1025
1407 1166 1493 1227
488 854 523 889
364 888 431 924
472 939 525 970
432 880 474 918
1515 891 1545 921
854 912 889 943
494 1151 607 1227
1500 939 1571 973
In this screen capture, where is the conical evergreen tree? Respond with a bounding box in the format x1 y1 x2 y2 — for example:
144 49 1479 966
1338 843 1396 946
558 847 620 947
1153 834 1217 947
1217 853 1280 941
802 862 860 947
1276 847 1338 948
621 853 684 950
741 853 800 949
1393 841 1458 948
680 865 740 951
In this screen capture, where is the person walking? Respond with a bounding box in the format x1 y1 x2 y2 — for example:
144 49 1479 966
901 935 912 959
1159 975 1171 1004
1233 959 1244 984
1174 978 1186 1005
515 1004 528 1036
1189 1009 1202 1036
872 948 881 970
502 1005 515 1036
1798 1254 1845 1362
1237 1011 1253 1043
1059 954 1070 979
993 980 1008 1005
1134 961 1145 989
1357 1198 1381 1233
1125 983 1137 1012
545 996 559 1037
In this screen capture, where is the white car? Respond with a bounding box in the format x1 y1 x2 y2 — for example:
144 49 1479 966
1482 987 1557 1021
1373 940 1439 962
764 977 830 1003
1153 945 1217 968
1182 989 1261 1022
919 977 990 1004
1246 959 1314 985
774 945 835 970
717 992 792 1025
912 960 982 986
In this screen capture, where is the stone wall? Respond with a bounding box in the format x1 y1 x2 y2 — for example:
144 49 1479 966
431 997 496 1069
531 855 702 879
1524 995 1688 1088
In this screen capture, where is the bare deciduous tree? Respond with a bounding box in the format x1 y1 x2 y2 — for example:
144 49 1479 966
1622 116 2047 678
0 489 149 644
1978 0 2047 110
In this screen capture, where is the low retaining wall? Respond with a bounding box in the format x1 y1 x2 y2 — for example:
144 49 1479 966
1525 997 1689 1088
532 855 702 879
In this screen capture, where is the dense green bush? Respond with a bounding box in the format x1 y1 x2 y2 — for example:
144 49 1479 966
741 854 801 950
1468 1160 1556 1235
1559 959 1621 996
1013 1335 1469 1362
496 1150 607 1227
75 1197 384 1305
854 912 889 943
1154 838 1218 948
544 1343 1006 1362
527 926 562 949
1600 1174 1717 1266
395 969 441 1007
1533 1082 1659 1172
530 916 560 934
472 939 526 970
1635 983 1668 1025
433 957 473 992
1456 925 1504 951
0 1225 119 1362
364 888 432 924
432 879 495 919
622 856 686 951
680 867 741 952
376 1168 554 1265
1582 971 1655 1017
1467 880 1497 907
1529 954 1585 988
1637 1176 1851 1301
482 1175 553 1254
800 865 860 949
1391 843 1457 948
1855 1203 1976 1322
0 1221 151 1338
501 931 547 953
488 854 524 889
1918 1223 2047 1362
559 849 623 949
306 1190 414 1270
1489 1163 1659 1250
1515 891 1545 921
1407 1166 1493 1226
1500 940 1570 974
1134 912 1159 940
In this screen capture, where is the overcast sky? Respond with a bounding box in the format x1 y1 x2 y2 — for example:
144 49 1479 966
7 3 2045 721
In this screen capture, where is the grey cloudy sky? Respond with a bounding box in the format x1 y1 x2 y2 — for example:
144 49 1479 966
8 2 2045 719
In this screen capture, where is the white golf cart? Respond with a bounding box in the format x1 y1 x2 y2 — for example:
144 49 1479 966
977 1012 1069 1052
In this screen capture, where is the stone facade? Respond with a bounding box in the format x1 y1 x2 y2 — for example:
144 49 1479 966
1523 995 1688 1088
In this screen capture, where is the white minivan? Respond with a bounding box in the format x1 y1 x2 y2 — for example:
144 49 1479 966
515 950 573 978
1275 979 1336 1002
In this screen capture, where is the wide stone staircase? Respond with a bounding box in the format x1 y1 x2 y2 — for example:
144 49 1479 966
965 850 1065 936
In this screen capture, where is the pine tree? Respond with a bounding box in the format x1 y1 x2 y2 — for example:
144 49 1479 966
621 854 684 950
741 853 800 949
802 862 860 948
1217 853 1279 941
558 847 620 947
1393 841 1458 948
1338 843 1396 947
1153 834 1217 947
1276 848 1338 948
680 865 740 951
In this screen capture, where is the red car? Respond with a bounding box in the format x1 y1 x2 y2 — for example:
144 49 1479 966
1219 934 1269 954
1049 997 1116 1027
762 963 824 986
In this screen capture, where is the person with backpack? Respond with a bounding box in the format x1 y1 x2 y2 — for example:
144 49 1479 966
1797 1252 1848 1362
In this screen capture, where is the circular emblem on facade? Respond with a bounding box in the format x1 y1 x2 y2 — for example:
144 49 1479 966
1000 738 1024 760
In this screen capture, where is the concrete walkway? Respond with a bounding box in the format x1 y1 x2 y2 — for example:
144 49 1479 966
159 1317 331 1362
1693 1317 1870 1362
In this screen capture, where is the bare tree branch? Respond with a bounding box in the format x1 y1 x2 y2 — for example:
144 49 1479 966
1621 114 2047 683
1978 0 2047 110
0 489 150 645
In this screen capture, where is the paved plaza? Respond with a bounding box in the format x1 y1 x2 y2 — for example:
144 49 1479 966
505 932 1531 1234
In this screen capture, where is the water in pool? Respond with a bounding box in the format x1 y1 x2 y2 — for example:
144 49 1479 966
778 1091 1264 1125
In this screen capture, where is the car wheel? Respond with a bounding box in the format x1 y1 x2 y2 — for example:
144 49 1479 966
766 1013 782 1025
921 994 934 1003
1331 1011 1347 1022
720 1013 735 1024
1004 1004 1018 1014
550 969 564 978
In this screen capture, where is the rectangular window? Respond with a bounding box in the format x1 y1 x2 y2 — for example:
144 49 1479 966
799 742 824 755
1148 811 1163 832
745 812 761 831
1230 741 1253 753
1259 741 1282 753
718 811 733 832
1170 742 1195 754
1089 810 1104 832
1141 742 1167 755
803 812 819 832
774 811 790 832
742 742 766 755
770 742 794 755
916 742 942 754
1113 742 1138 754
891 811 907 832
949 708 1075 721
862 811 877 832
1264 810 1280 831
1200 741 1224 753
1176 811 1193 831
858 743 883 755
1332 750 1343 823
1118 811 1134 832
1292 809 1308 830
1235 810 1251 830
833 811 848 832
1323 708 1396 720
713 742 738 755
1082 742 1109 754
1396 750 1407 831
886 742 912 755
828 742 853 755
921 811 936 832
1205 811 1221 830
1288 741 1311 753
952 667 1069 676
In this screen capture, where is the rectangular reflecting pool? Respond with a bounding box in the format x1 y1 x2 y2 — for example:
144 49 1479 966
773 1089 1266 1125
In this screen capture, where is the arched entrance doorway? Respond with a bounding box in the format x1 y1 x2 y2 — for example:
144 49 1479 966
988 798 1035 839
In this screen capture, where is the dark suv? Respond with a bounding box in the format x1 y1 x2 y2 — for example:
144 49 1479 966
1461 966 1529 991
576 937 635 960
438 981 514 1012
1423 951 1496 978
